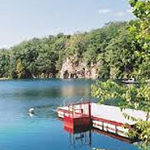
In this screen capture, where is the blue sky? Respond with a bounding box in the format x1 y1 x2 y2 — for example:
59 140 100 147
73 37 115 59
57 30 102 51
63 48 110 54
0 0 134 48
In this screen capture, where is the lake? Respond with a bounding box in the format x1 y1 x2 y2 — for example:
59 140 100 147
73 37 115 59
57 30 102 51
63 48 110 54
0 79 139 150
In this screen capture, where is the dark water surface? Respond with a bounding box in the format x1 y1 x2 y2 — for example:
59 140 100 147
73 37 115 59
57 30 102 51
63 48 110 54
0 79 139 150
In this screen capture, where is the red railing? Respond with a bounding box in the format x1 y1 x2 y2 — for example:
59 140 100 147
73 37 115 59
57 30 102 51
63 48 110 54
58 102 91 118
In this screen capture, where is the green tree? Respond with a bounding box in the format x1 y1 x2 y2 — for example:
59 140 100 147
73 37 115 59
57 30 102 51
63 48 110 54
16 59 25 79
0 49 10 78
129 0 150 80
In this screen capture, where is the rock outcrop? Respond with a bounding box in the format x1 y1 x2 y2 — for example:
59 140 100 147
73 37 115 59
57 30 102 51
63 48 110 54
60 57 98 79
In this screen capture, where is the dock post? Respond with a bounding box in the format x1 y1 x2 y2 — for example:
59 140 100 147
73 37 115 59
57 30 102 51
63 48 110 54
89 102 91 118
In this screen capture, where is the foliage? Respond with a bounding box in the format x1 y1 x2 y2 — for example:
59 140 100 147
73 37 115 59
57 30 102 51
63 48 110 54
16 59 25 79
0 35 68 79
0 49 10 78
0 21 139 79
91 79 150 149
129 0 150 80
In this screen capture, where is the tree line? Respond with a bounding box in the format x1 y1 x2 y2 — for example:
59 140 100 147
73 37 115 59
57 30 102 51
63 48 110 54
0 20 148 80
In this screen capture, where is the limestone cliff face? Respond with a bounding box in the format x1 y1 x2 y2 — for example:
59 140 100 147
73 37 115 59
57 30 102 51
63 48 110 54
60 57 98 79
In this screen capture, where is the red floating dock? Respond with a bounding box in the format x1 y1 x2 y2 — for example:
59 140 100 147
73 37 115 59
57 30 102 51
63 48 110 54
64 116 91 134
58 102 148 139
62 102 92 134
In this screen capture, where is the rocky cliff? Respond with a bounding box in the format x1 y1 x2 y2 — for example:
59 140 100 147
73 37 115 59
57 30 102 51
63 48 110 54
60 57 98 79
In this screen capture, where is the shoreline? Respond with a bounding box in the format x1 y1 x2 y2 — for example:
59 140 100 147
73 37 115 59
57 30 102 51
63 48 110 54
0 78 10 81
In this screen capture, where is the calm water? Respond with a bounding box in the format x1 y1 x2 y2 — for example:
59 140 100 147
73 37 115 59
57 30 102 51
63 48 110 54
0 79 140 150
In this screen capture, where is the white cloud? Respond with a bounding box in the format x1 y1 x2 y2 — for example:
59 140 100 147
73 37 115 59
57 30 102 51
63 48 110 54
98 9 111 14
115 11 125 17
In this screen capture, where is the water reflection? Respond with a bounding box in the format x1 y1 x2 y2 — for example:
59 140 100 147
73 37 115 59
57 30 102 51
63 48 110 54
60 81 92 106
64 125 136 150
61 84 91 98
64 125 92 149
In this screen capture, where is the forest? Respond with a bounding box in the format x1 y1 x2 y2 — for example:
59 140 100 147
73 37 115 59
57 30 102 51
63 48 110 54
0 20 149 80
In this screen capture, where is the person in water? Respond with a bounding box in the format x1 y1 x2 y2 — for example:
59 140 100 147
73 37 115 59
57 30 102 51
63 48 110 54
29 108 35 117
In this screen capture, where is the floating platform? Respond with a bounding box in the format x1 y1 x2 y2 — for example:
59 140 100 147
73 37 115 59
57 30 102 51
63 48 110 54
57 102 147 139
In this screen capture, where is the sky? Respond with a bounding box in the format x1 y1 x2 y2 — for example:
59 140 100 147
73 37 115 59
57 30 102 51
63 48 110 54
0 0 135 48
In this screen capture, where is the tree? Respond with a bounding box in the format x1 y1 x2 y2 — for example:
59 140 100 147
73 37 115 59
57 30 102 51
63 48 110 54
129 0 150 80
0 49 10 78
105 24 137 79
16 59 25 79
91 80 150 149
